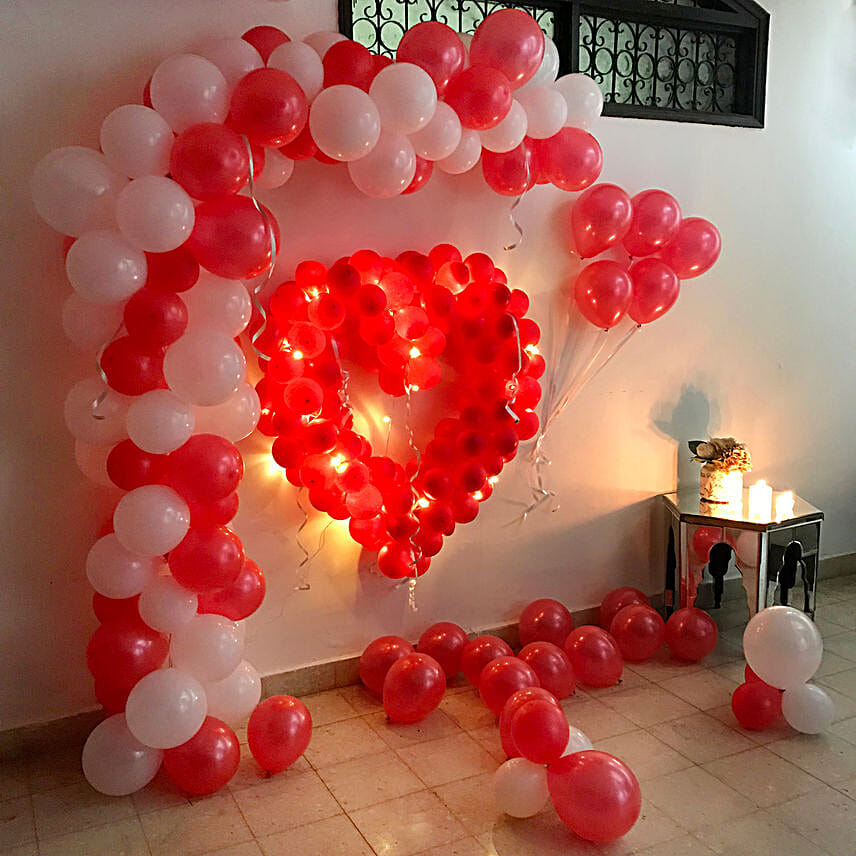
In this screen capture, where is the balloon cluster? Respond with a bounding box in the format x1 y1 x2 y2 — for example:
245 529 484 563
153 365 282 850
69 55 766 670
735 606 833 734
256 244 543 575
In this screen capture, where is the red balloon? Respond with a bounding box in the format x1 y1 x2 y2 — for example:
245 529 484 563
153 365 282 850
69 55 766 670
169 434 243 504
444 65 513 131
197 559 265 620
188 196 279 280
170 123 250 200
382 652 446 723
609 605 665 662
517 642 575 699
230 68 308 147
402 156 433 195
322 40 377 91
664 607 718 661
731 681 782 730
100 336 164 395
573 261 632 329
95 676 131 714
660 217 722 279
745 664 771 684
460 634 513 686
417 622 468 678
622 189 682 257
107 441 167 490
359 635 414 694
124 288 188 347
600 587 650 629
145 245 199 293
499 686 560 758
571 183 633 259
692 526 726 563
537 128 603 192
189 491 240 528
86 617 168 688
481 139 537 196
396 22 465 96
248 695 312 773
564 626 623 688
469 9 545 89
168 526 245 592
511 698 569 764
518 598 574 647
163 716 240 795
548 751 641 842
242 25 289 64
478 656 540 716
628 259 680 325
92 592 139 624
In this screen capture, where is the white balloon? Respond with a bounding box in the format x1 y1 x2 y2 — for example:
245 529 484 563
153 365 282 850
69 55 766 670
309 85 381 162
514 85 567 139
125 668 207 749
65 230 147 304
82 714 163 795
268 41 324 100
192 381 260 442
64 376 130 445
409 102 462 161
116 177 195 253
303 30 347 59
113 484 190 556
479 100 528 153
436 129 482 174
348 131 416 198
734 530 759 567
555 73 604 130
138 574 198 633
31 146 126 236
100 105 173 178
171 614 244 683
62 293 125 351
74 441 113 487
86 534 159 599
164 331 247 406
743 606 823 690
183 276 252 336
150 54 229 133
197 37 263 90
126 389 195 454
782 683 834 734
255 148 295 190
204 660 262 726
370 63 437 135
562 725 593 756
494 758 549 818
521 37 560 89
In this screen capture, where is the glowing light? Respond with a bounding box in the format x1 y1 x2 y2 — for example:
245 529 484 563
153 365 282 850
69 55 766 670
524 344 540 357
748 479 773 521
335 461 349 474
775 490 795 521
488 476 499 485
409 346 421 359
330 455 345 469
381 415 391 425
260 407 271 416
416 498 430 509
309 288 320 298
292 350 304 360
473 490 484 501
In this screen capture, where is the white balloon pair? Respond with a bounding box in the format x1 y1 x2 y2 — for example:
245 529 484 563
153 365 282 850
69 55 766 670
744 606 834 734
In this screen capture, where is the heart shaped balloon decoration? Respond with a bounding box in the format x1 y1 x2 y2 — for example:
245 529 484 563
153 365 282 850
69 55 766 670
252 244 545 578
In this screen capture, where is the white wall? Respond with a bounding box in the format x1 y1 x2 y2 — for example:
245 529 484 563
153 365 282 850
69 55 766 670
2 0 855 729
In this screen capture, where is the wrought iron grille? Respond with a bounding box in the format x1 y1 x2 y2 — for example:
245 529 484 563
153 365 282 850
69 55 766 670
339 0 768 127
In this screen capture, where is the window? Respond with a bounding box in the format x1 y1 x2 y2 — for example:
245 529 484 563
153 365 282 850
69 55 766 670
340 0 769 127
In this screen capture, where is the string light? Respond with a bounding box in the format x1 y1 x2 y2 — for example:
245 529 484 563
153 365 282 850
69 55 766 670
488 476 499 485
292 350 304 360
416 497 430 509
381 415 391 424
524 344 540 357
409 346 421 359
473 490 484 501
330 455 344 469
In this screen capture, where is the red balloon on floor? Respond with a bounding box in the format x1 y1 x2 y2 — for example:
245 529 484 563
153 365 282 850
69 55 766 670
609 604 665 662
417 622 469 678
599 587 650 629
518 598 574 647
499 687 560 758
248 696 312 773
460 635 513 687
163 716 240 795
731 681 782 730
564 626 623 688
664 607 718 662
382 652 446 723
479 656 540 716
359 635 414 694
517 642 575 698
510 698 569 765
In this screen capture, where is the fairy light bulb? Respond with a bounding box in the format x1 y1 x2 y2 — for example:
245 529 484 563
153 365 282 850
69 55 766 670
416 497 430 509
381 415 391 424
524 344 540 356
409 346 421 359
292 349 304 360
335 461 349 474
488 476 499 485
330 455 344 469
473 490 484 501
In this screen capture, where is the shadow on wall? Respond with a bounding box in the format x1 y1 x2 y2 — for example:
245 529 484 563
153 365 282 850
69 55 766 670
650 384 720 492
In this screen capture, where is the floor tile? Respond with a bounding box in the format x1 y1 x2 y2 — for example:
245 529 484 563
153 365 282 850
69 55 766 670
823 631 856 662
651 711 756 763
140 793 253 856
768 784 856 856
766 732 856 784
702 746 823 807
643 766 757 830
599 685 696 728
258 814 372 856
623 650 705 683
597 730 694 781
350 789 468 856
228 752 309 791
635 835 716 855
818 667 856 700
700 638 745 667
710 660 747 684
439 693 496 732
201 844 263 856
336 684 384 714
818 603 856 630
576 667 650 697
230 770 341 838
815 651 856 678
300 690 359 727
830 715 856 745
658 670 739 711
558 699 637 741
694 809 827 855
317 749 423 811
596 799 685 855
397 734 498 788
0 763 29 801
414 836 488 856
38 816 149 856
837 775 856 799
364 708 463 750
24 747 85 794
131 768 191 814
433 773 499 835
467 725 506 763
31 782 135 839
812 617 850 638
484 810 597 855
303 717 388 769
705 703 795 745
0 798 34 849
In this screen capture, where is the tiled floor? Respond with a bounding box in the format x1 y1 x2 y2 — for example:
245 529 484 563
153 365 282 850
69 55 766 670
3 575 856 856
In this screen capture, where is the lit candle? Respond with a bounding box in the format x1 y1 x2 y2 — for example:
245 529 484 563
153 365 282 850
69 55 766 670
775 490 795 521
748 479 773 521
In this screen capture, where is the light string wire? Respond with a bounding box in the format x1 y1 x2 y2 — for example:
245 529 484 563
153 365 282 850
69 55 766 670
503 152 531 252
403 383 422 611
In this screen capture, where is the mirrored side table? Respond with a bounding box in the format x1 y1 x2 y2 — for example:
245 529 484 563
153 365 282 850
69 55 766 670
662 490 823 619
